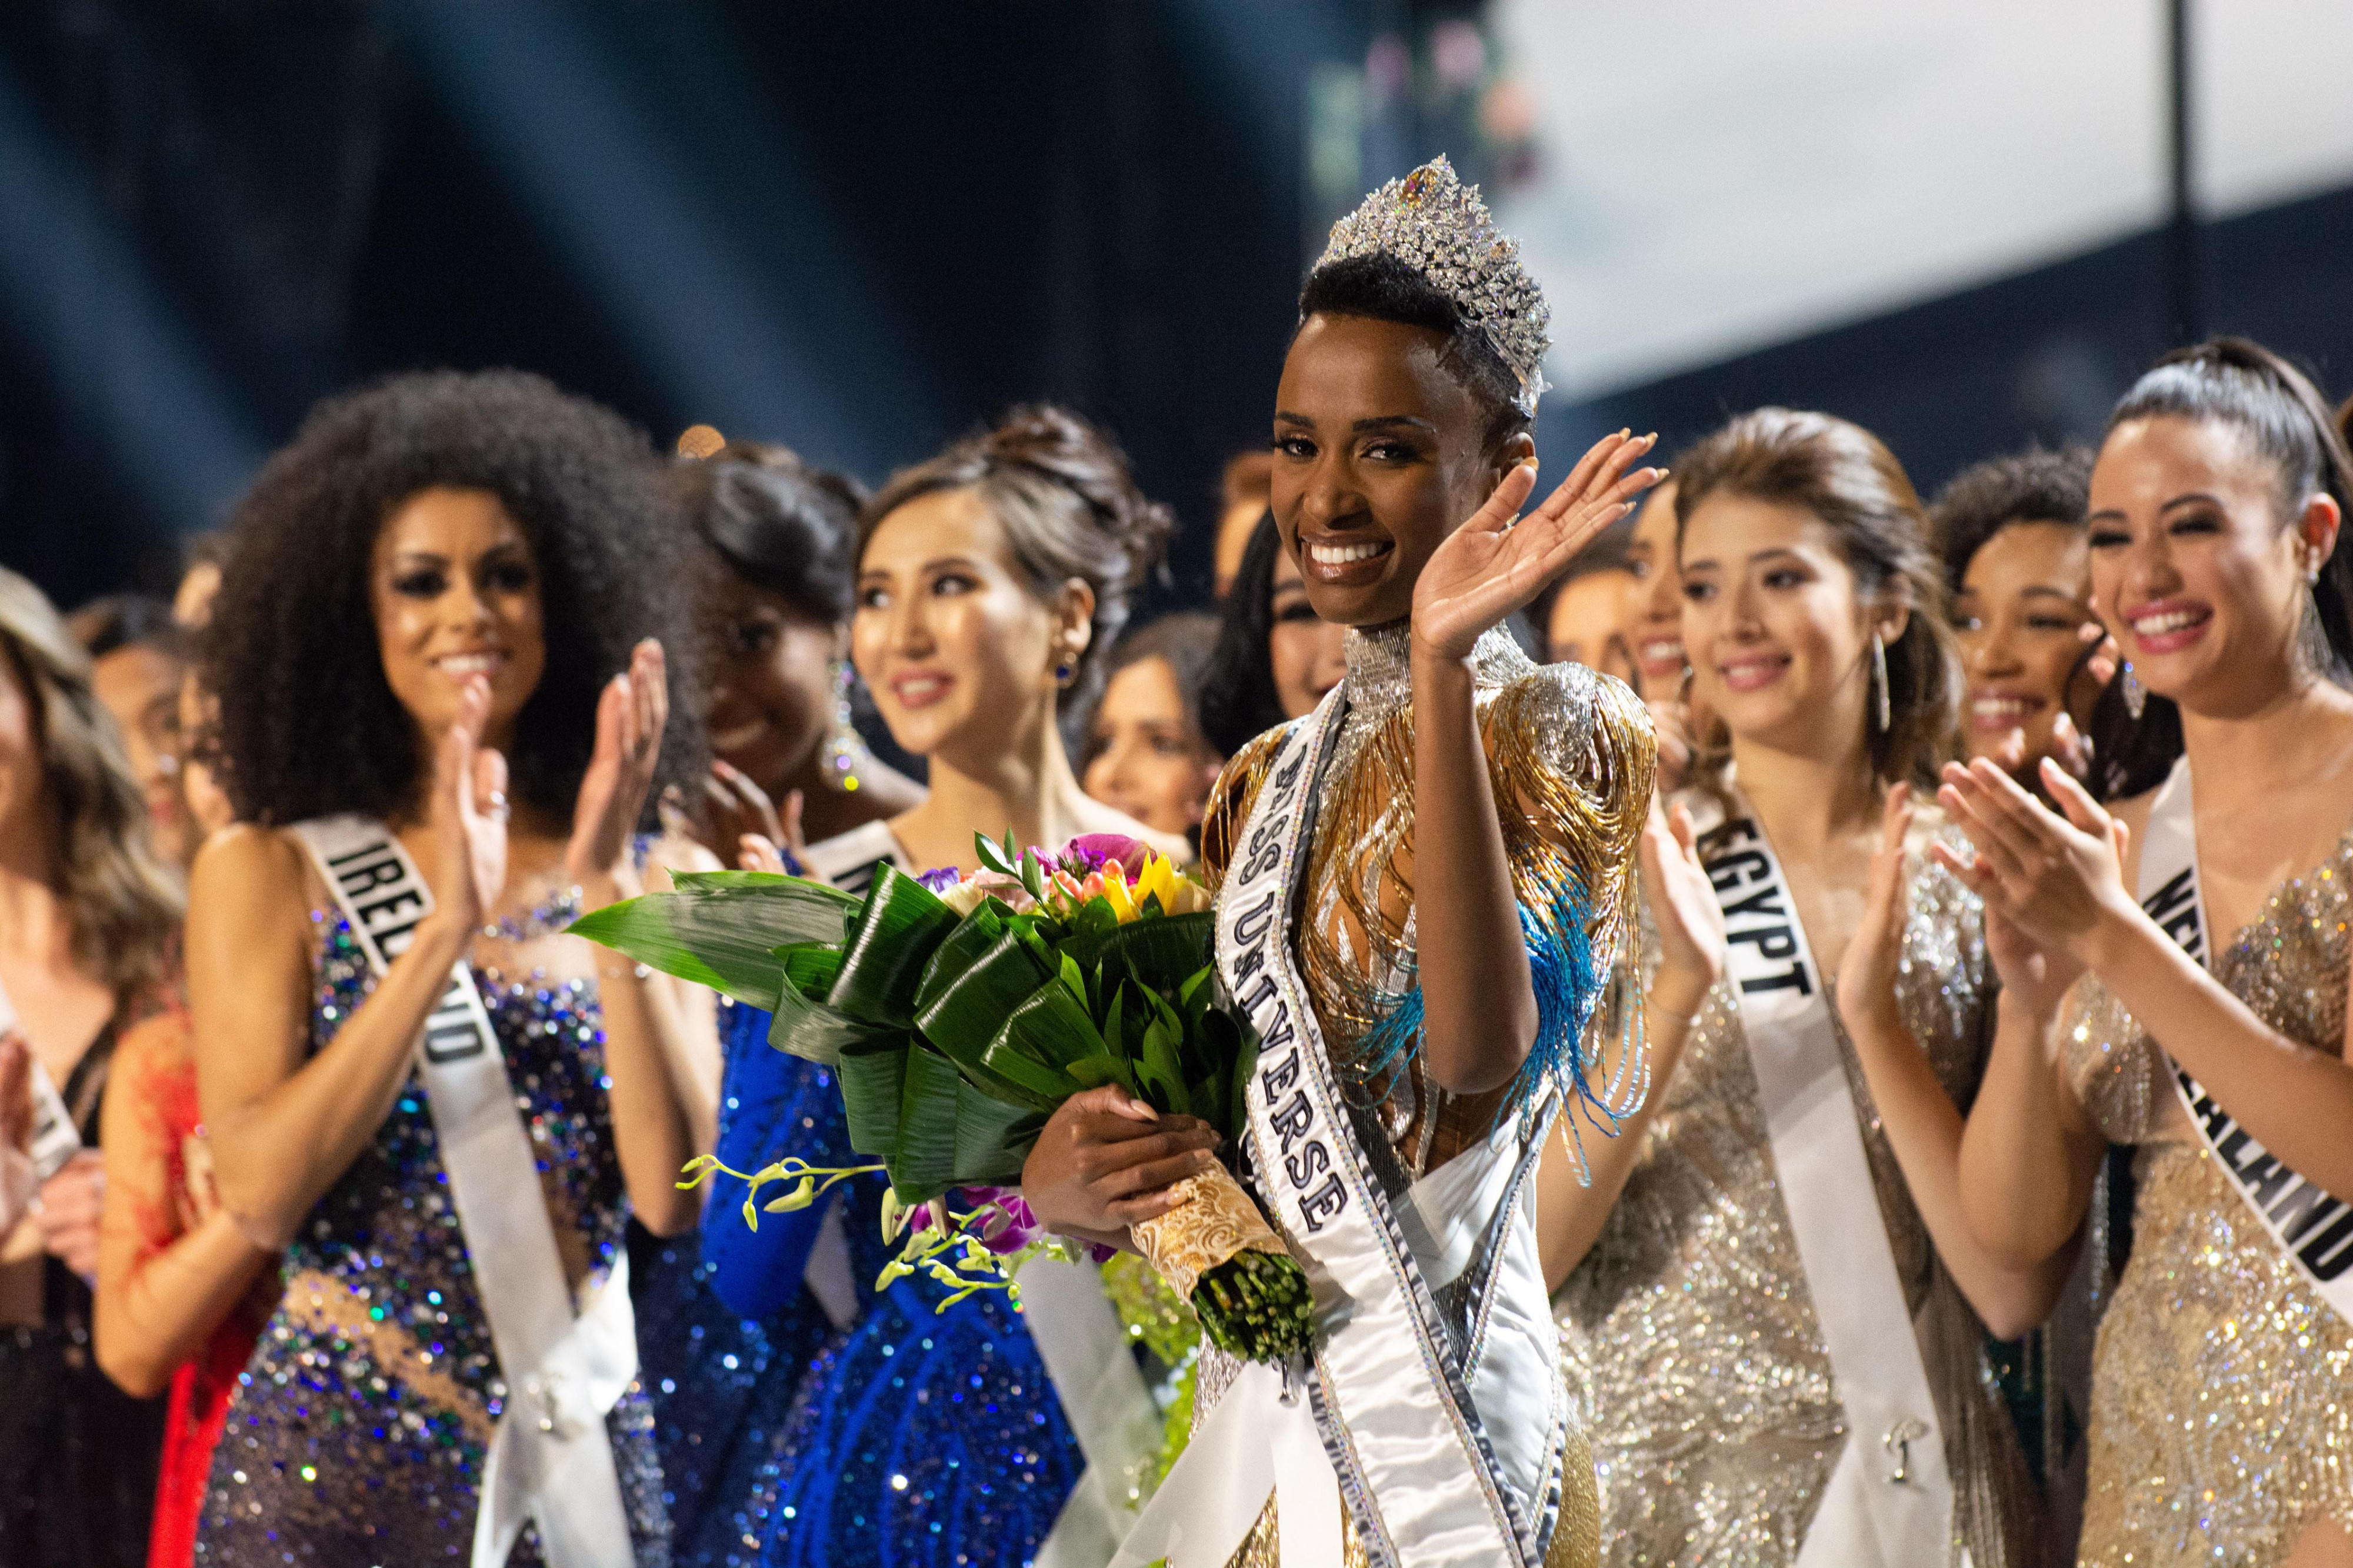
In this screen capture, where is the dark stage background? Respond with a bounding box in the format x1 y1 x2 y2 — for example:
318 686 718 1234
2 1 2347 614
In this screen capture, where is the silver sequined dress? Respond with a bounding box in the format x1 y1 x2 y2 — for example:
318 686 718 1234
1554 803 2039 1567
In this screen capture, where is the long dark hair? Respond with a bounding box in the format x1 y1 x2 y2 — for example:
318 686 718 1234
2090 339 2353 800
1198 512 1294 758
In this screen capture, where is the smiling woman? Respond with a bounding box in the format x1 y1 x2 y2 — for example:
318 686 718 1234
188 369 714 1566
1551 407 2057 1568
1928 447 2098 791
1947 341 2353 1566
680 441 922 860
725 402 1185 1568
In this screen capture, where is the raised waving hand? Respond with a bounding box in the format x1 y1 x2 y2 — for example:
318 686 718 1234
1412 431 1666 660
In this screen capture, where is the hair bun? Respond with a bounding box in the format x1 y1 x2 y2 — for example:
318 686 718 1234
981 403 1174 588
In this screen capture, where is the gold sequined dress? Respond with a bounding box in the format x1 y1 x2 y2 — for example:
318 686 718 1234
2062 825 2353 1564
1198 622 1652 1568
1554 803 2040 1567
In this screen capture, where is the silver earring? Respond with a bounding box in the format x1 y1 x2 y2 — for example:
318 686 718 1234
1870 633 1891 733
2121 659 2146 721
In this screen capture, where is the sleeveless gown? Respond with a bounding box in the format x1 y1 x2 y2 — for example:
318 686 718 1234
194 889 670 1564
2062 821 2353 1564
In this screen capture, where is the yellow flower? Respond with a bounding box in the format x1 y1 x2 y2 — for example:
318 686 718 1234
1135 853 1182 915
1101 865 1141 923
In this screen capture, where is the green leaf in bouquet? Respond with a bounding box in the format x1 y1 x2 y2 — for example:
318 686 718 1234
909 905 1009 1016
1225 1020 1261 1142
765 955 887 1067
776 943 844 999
1063 1053 1138 1094
996 968 1110 1072
888 1045 966 1201
974 830 1021 880
1136 990 1192 1117
1059 952 1095 1016
1095 911 1217 995
828 866 960 1027
914 924 1050 1047
836 1037 909 1162
975 1034 1084 1105
567 877 858 1011
951 1083 1042 1185
1055 896 1122 968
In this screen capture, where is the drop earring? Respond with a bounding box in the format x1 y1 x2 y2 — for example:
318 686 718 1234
1870 633 1891 733
2121 660 2146 721
821 659 872 793
1055 662 1075 688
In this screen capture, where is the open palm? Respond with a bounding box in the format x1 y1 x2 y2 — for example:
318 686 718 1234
1413 431 1664 660
567 639 671 888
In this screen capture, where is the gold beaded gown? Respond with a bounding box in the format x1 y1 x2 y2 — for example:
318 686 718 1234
1553 803 2040 1568
2060 825 2353 1564
1198 622 1652 1568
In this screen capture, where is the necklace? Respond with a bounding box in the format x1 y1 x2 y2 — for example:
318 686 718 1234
481 883 584 945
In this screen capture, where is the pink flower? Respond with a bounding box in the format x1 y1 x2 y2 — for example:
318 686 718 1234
1061 833 1151 880
957 1185 1114 1262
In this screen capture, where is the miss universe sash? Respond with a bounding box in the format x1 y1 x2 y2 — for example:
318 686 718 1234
2137 759 2353 1310
1117 686 1567 1567
292 817 638 1568
1698 798 1955 1567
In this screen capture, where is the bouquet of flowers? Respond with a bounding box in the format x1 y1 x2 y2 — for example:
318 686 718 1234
571 832 1314 1363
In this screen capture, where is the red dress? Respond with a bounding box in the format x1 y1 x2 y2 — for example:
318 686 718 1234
111 1010 274 1568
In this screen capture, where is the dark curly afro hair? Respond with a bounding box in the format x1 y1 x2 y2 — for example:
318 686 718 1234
204 368 705 828
1927 444 2095 592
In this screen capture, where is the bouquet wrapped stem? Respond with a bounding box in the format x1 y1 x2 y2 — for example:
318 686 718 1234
575 831 1314 1363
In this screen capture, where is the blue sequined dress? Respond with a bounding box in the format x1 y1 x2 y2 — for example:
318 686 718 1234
196 890 671 1565
631 1001 838 1567
705 1006 1085 1567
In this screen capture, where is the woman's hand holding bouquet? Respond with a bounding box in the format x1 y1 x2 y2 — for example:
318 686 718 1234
572 830 1314 1362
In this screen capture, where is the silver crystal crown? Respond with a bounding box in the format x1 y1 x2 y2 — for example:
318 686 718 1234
1314 154 1551 416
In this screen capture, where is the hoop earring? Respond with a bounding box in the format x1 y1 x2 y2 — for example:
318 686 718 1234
821 659 872 793
1870 633 1891 733
2121 659 2146 721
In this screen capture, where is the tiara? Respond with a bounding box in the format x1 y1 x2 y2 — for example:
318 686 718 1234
1314 155 1551 416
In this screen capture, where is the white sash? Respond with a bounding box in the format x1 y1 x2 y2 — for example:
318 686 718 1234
292 816 638 1568
1699 799 1955 1567
2138 759 2353 1311
1024 1255 1165 1567
1122 690 1564 1568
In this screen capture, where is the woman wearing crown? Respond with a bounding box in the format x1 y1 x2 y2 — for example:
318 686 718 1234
1021 158 1658 1568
